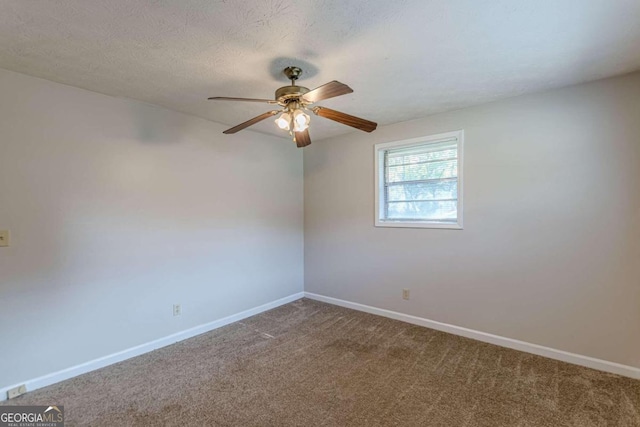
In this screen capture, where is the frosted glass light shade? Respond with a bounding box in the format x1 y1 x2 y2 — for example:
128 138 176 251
292 110 310 132
275 112 291 130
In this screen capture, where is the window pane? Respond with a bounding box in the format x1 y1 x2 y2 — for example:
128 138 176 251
377 132 462 227
386 200 458 221
386 180 457 202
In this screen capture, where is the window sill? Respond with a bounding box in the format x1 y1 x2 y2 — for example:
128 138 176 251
374 220 463 230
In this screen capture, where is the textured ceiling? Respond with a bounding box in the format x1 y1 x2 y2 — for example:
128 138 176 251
1 0 640 141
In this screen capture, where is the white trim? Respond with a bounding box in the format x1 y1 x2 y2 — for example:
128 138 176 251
1 292 304 401
375 220 463 230
304 292 640 380
374 130 464 230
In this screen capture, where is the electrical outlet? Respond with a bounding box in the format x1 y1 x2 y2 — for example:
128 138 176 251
0 230 9 247
402 289 410 300
173 304 181 316
7 384 26 399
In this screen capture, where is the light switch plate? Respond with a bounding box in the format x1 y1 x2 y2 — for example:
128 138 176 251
0 230 9 247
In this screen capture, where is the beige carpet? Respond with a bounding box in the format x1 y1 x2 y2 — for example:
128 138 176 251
2 298 639 426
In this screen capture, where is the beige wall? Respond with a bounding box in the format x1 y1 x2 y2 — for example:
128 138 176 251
1 67 638 390
0 68 304 388
304 72 640 368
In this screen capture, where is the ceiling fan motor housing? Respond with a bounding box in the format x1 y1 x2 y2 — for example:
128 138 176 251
275 85 310 105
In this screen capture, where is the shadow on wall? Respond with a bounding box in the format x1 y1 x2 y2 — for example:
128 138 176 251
85 96 302 188
119 102 194 145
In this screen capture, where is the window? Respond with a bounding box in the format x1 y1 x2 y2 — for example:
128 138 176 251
375 130 463 229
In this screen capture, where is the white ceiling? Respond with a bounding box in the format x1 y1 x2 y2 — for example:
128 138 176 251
1 0 640 141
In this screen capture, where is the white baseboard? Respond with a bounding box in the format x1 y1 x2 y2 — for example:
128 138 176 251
304 292 640 380
1 292 305 401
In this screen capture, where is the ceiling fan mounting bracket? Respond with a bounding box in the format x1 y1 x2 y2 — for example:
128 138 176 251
283 66 303 82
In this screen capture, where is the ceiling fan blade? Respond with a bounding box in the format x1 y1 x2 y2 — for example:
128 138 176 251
209 96 277 104
294 129 311 148
302 81 353 104
312 107 377 133
223 111 279 134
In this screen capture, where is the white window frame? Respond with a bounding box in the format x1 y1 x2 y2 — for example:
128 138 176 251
374 130 464 229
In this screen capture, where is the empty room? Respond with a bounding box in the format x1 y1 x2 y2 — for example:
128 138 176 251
1 1 639 426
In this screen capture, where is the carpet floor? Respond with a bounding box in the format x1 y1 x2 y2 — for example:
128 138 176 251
2 298 639 426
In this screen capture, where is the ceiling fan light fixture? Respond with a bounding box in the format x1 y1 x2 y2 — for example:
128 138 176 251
292 109 310 132
275 112 291 130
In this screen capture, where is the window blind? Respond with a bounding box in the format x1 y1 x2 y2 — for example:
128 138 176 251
382 137 459 222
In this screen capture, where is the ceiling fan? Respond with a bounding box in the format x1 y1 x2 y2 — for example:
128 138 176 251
208 66 377 148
